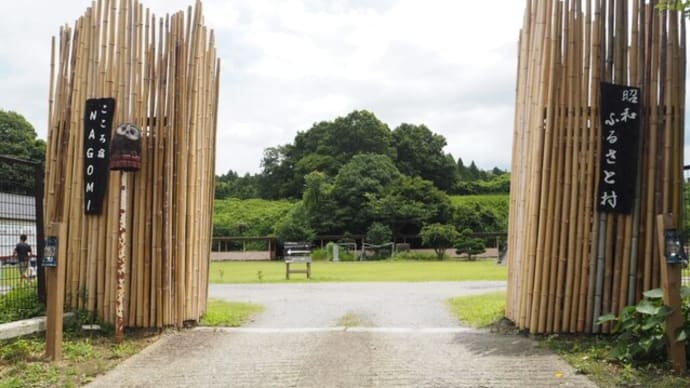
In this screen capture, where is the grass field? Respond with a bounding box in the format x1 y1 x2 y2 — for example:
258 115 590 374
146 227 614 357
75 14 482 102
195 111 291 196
210 259 508 283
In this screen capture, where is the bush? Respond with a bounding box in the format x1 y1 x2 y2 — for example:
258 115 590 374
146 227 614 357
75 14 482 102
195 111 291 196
454 228 486 260
311 248 328 261
597 287 690 364
366 222 392 245
419 223 459 259
391 251 439 261
0 286 45 324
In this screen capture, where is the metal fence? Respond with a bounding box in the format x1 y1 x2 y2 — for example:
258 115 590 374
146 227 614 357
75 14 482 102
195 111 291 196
0 155 45 317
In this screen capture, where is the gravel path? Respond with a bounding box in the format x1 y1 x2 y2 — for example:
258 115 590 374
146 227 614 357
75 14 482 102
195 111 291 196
86 282 597 387
210 281 507 328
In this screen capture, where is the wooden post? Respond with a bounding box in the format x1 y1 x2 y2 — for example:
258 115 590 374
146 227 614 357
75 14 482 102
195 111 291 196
115 171 128 343
45 222 67 361
655 213 687 374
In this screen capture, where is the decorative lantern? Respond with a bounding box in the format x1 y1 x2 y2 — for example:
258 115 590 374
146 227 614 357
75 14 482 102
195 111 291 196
109 123 142 171
664 229 688 266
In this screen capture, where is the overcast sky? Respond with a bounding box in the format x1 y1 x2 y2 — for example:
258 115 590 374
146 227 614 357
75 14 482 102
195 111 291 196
0 1 528 175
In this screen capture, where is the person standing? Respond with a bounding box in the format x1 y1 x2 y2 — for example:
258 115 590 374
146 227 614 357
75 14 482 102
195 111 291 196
13 234 32 282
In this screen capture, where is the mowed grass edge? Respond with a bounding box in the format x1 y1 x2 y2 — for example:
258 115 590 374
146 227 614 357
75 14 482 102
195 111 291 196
200 299 264 327
210 260 508 283
447 291 506 328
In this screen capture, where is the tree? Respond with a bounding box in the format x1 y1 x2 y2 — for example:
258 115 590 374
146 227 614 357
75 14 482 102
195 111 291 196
258 145 298 199
260 110 396 199
332 153 401 233
657 1 690 15
0 110 46 195
368 175 453 236
366 222 392 245
391 123 457 191
215 169 260 199
0 110 45 160
302 171 339 234
457 157 469 180
453 202 501 233
467 160 482 180
419 223 459 260
454 228 486 261
273 202 316 242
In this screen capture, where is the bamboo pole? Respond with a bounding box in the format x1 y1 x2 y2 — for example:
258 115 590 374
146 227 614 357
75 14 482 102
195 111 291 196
506 0 531 323
540 0 563 334
576 0 594 332
529 0 555 333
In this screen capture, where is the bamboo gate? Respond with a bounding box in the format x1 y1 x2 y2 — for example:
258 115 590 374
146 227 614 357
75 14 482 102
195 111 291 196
507 0 686 334
43 0 220 328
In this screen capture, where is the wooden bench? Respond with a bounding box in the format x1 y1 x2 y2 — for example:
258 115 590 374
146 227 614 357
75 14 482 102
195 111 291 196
284 242 312 279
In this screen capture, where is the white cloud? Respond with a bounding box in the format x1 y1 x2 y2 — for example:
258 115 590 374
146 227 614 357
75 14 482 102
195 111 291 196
0 0 529 175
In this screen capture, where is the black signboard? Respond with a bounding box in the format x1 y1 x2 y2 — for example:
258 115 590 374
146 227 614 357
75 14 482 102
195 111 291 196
83 98 115 214
597 82 641 214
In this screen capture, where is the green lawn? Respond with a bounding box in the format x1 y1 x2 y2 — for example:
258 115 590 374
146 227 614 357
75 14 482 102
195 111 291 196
447 291 506 328
210 259 508 283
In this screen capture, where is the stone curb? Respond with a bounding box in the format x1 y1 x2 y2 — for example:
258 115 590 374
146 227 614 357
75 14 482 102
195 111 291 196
0 312 74 341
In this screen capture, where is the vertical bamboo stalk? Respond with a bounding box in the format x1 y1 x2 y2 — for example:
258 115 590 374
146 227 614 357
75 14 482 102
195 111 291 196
529 0 555 333
506 0 531 323
576 0 594 332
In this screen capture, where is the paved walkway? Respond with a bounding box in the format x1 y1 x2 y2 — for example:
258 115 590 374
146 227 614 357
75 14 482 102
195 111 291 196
86 282 597 387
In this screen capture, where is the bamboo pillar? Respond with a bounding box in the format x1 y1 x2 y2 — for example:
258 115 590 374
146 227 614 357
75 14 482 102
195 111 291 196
507 0 685 334
44 0 219 329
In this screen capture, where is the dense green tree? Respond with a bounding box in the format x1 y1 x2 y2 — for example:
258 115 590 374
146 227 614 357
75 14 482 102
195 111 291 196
258 145 300 199
366 222 393 245
259 110 395 199
301 171 340 234
467 160 482 180
491 167 506 177
273 202 316 242
0 110 45 160
0 110 46 195
454 228 486 260
332 154 401 233
215 170 260 199
419 223 459 259
453 201 502 233
368 175 453 236
391 123 457 191
457 157 468 180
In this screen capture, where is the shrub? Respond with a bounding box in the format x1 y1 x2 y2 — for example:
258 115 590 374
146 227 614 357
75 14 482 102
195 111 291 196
597 287 690 364
391 251 439 261
454 228 486 260
311 248 328 261
0 286 45 324
419 223 459 259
